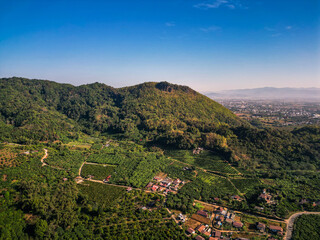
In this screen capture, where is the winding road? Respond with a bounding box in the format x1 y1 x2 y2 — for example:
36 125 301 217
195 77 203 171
40 148 48 166
284 211 320 240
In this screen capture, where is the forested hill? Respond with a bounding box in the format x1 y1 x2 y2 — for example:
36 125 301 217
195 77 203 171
0 77 243 144
1 77 319 172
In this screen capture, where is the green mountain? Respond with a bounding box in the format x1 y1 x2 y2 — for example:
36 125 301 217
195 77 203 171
0 77 319 172
0 77 243 144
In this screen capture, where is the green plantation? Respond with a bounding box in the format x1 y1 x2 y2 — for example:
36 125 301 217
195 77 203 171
292 215 320 240
78 180 125 206
165 149 240 175
80 164 116 180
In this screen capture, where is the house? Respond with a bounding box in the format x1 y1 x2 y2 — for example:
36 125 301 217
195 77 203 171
228 213 235 220
257 222 266 232
197 210 208 218
213 231 221 238
220 209 228 216
193 147 204 155
259 190 272 203
254 206 264 211
195 235 205 240
269 225 283 234
233 221 243 228
151 185 159 191
225 218 233 224
103 175 111 183
299 198 309 205
202 230 211 237
196 225 206 233
209 238 219 240
178 213 186 222
146 182 153 188
186 228 195 235
216 215 224 222
214 197 220 202
231 195 242 201
173 178 181 185
126 187 132 192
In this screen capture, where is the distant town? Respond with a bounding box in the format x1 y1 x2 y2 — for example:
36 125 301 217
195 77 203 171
217 100 320 127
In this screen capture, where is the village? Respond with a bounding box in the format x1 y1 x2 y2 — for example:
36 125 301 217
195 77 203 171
75 147 318 240
142 171 285 240
145 172 186 195
176 201 285 240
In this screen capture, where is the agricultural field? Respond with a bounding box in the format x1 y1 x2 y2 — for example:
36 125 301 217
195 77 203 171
197 171 237 195
81 164 116 180
78 180 126 206
292 214 320 240
163 162 196 180
85 150 172 188
86 153 125 164
165 149 239 175
178 171 238 202
0 147 19 168
231 178 262 194
64 141 92 149
44 148 85 173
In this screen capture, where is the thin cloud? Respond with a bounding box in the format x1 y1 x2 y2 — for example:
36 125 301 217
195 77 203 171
264 27 276 32
194 0 247 10
265 25 295 37
200 26 221 32
165 22 176 27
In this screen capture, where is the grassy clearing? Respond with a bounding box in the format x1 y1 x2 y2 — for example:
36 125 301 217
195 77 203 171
81 164 116 180
78 180 126 206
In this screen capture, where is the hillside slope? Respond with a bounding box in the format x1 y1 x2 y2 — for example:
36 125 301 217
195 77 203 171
0 77 243 146
0 77 319 172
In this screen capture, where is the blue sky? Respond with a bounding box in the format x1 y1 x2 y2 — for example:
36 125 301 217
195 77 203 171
0 0 319 91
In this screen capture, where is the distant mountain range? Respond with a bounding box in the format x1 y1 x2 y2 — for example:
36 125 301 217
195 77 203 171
205 87 320 100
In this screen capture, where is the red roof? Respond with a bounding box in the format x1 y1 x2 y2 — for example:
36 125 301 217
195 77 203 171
233 221 243 228
202 231 210 236
213 231 221 237
186 228 195 234
151 185 159 191
195 236 205 240
269 225 283 232
197 210 208 217
196 225 206 232
257 222 266 229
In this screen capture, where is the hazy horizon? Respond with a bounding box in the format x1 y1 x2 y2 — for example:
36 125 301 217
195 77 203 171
1 0 319 92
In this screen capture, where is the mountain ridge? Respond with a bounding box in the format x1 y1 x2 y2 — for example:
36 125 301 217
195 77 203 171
206 87 320 100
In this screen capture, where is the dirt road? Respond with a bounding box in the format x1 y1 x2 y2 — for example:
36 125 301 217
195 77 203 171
40 149 48 166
